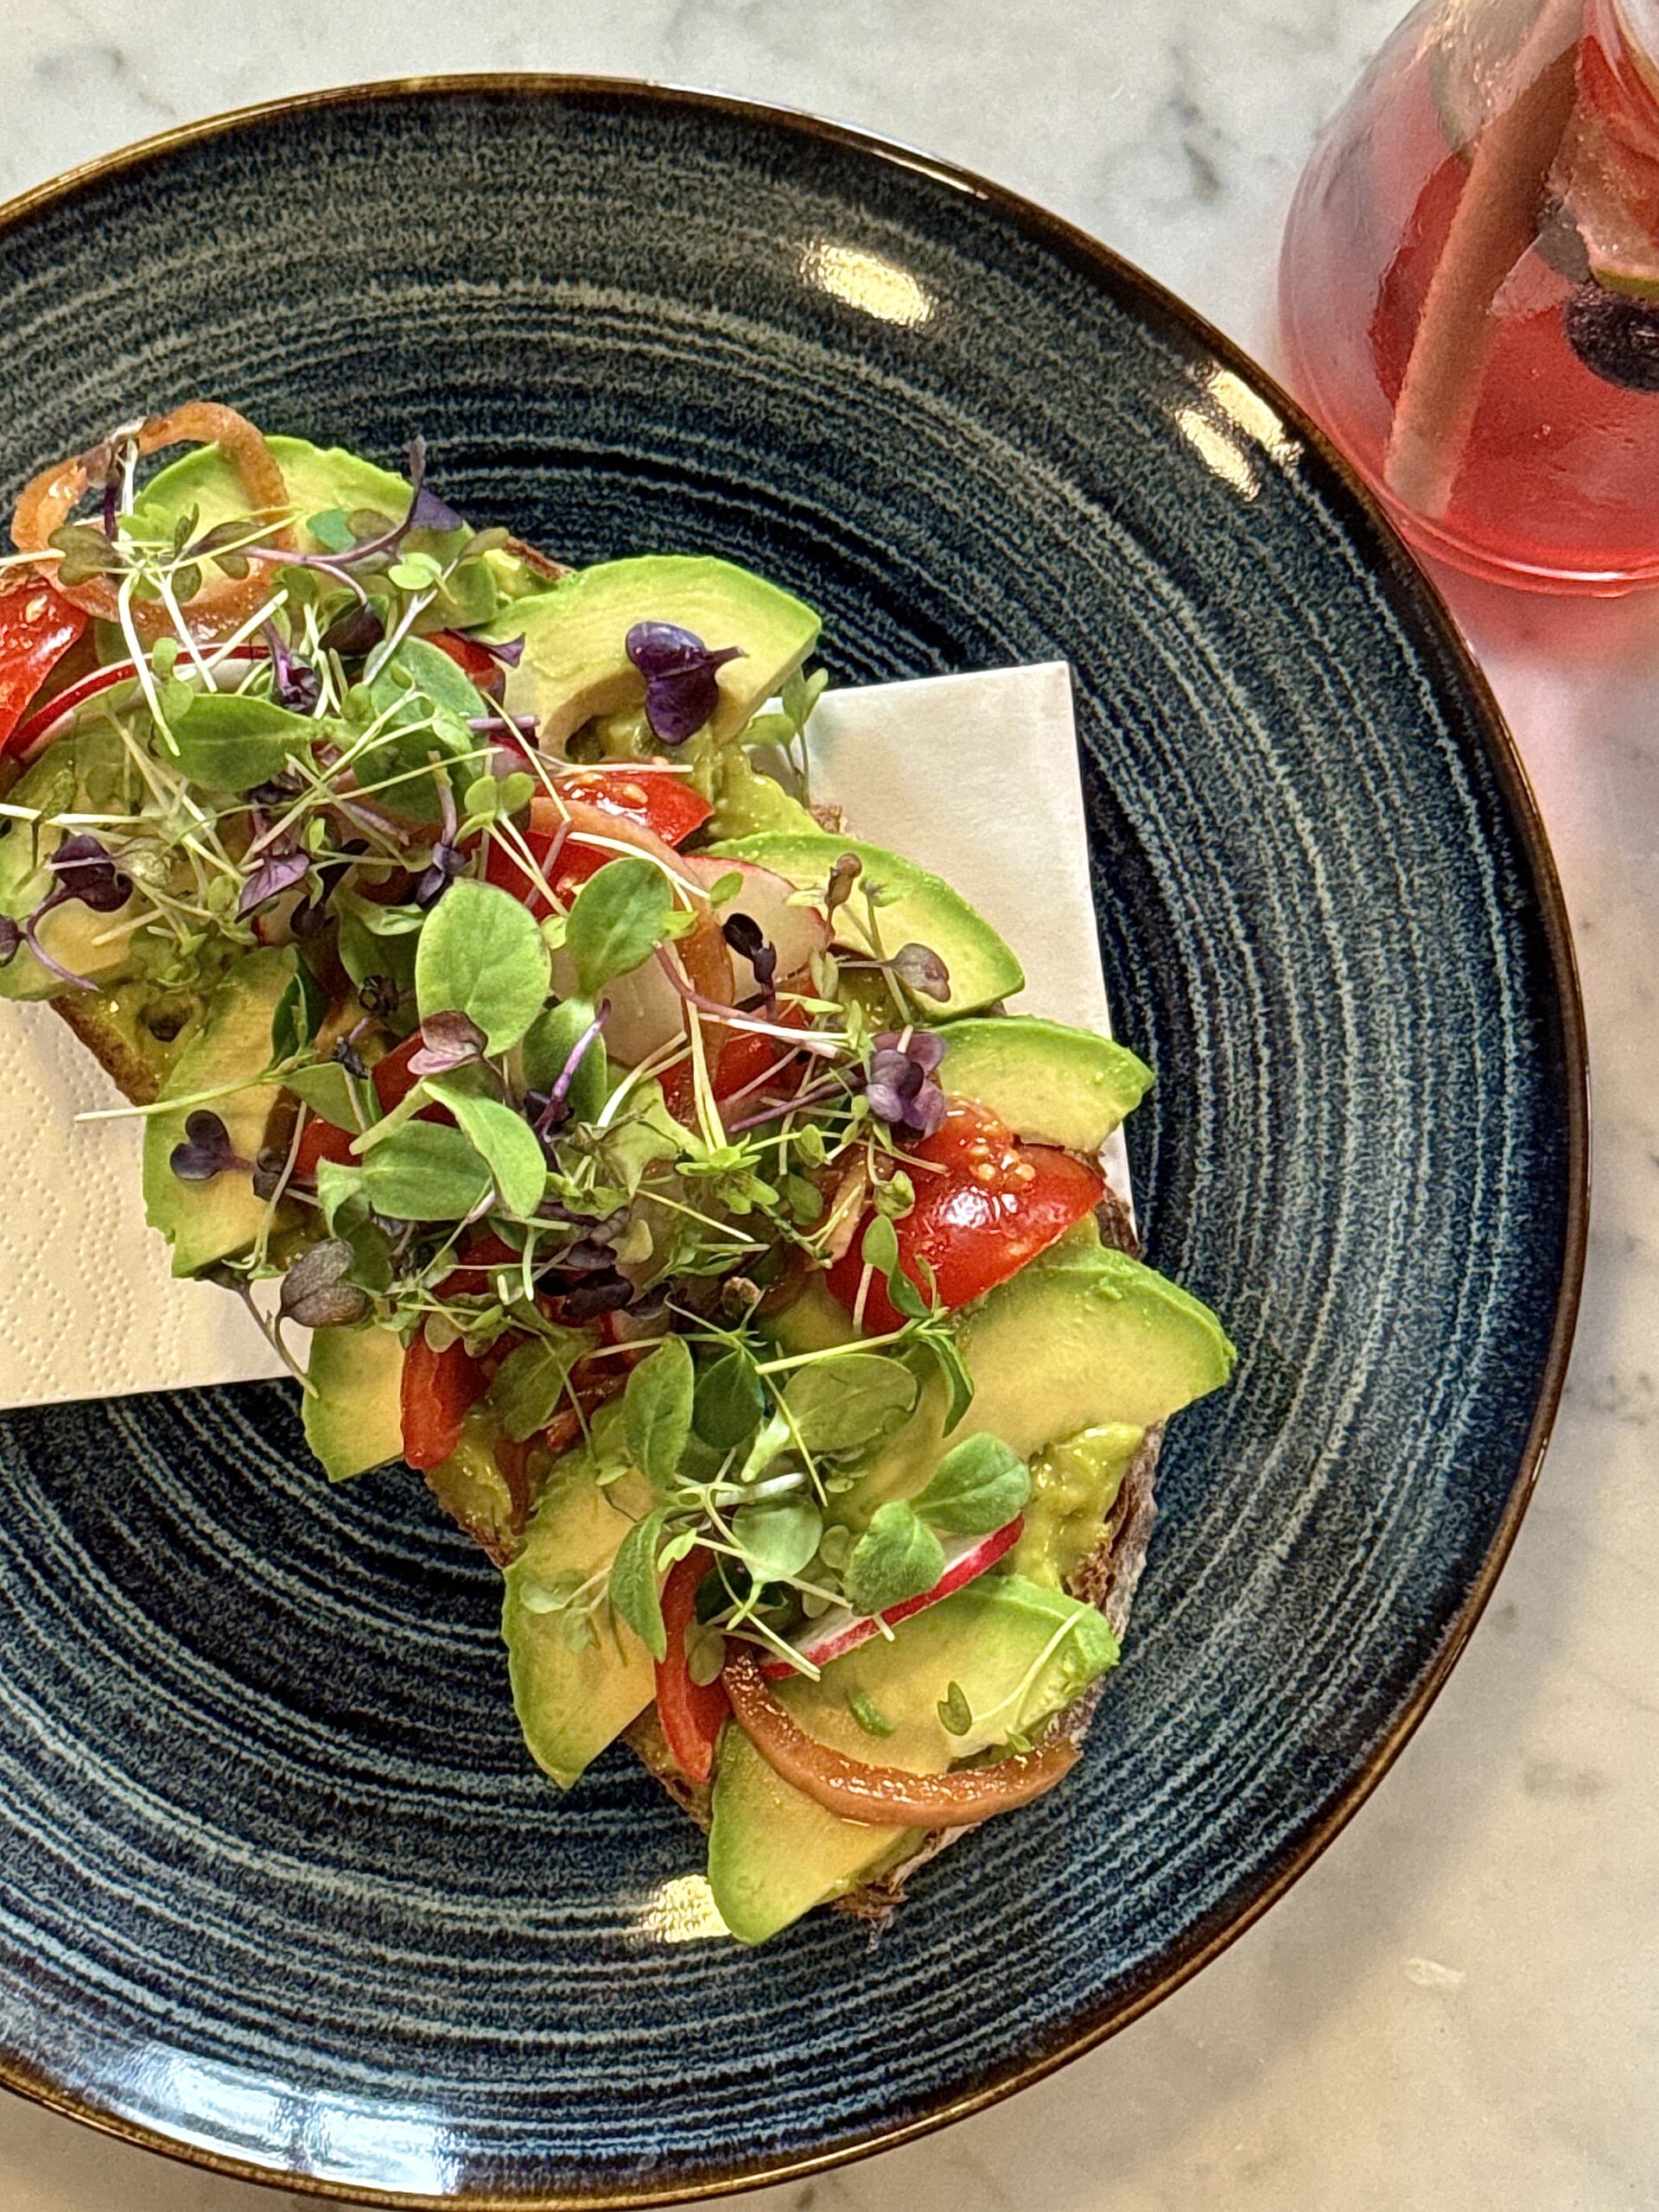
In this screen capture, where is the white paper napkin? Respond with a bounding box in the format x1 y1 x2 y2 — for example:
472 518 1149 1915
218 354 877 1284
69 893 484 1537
0 663 1122 1409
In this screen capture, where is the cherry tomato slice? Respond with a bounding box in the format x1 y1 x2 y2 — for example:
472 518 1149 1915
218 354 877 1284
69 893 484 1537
653 1546 730 1786
483 781 713 919
556 768 714 849
400 1333 488 1471
0 579 89 753
292 1033 452 1179
291 1116 358 1179
825 1101 1105 1334
658 998 810 1128
432 1229 522 1300
428 630 504 692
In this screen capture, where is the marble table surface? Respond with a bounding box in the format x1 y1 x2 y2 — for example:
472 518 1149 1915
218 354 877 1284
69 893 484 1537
0 2 1653 2208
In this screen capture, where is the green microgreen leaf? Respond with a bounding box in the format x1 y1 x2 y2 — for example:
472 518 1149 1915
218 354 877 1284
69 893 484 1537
565 856 677 996
521 995 610 1122
925 1331 976 1433
842 1499 944 1618
782 1352 917 1456
423 1078 547 1216
415 876 550 1054
731 1497 823 1583
608 1508 668 1661
490 1328 595 1441
847 1688 896 1738
340 1216 394 1294
284 1059 359 1128
937 1680 973 1738
356 1120 493 1220
694 1348 766 1450
307 507 356 552
860 1212 899 1276
623 1335 695 1489
168 691 321 790
912 1433 1031 1535
391 633 488 717
270 963 329 1063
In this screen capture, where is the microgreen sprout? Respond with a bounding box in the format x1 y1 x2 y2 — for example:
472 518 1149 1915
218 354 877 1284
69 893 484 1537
626 621 744 745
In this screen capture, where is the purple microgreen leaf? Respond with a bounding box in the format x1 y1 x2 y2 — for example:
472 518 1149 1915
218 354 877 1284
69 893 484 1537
406 1007 486 1076
862 1029 948 1137
625 620 744 745
825 852 861 914
414 842 467 910
277 1238 371 1329
891 941 951 1002
559 1271 637 1321
402 435 466 537
721 910 779 1000
169 1110 249 1184
237 848 312 918
405 482 467 536
906 1082 947 1138
473 632 524 668
319 601 385 658
0 916 20 967
262 620 322 713
48 834 131 914
878 1026 944 1074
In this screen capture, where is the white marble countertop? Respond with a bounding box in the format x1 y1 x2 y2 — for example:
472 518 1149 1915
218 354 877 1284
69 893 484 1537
0 2 1653 2209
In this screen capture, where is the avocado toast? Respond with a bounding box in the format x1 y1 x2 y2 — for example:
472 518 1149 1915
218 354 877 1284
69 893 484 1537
0 405 1233 1942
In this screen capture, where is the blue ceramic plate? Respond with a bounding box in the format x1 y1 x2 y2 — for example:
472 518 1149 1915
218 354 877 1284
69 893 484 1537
0 79 1585 2208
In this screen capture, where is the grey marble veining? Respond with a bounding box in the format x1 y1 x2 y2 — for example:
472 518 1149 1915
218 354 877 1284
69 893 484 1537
0 3 1653 2210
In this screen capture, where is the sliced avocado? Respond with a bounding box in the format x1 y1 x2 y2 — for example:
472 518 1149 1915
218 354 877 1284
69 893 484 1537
503 1458 658 1789
1013 1422 1145 1586
140 947 294 1277
0 722 143 1001
302 1322 404 1483
708 1574 1117 1944
761 1277 860 1357
842 1240 1233 1527
490 556 820 750
426 1413 520 1564
705 831 1023 1016
687 729 819 840
134 435 416 555
937 1015 1152 1152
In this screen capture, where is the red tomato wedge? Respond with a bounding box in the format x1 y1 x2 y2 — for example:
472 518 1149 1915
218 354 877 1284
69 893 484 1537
654 1546 730 1785
432 1230 522 1300
483 779 713 918
658 998 811 1128
0 579 89 753
291 1032 452 1179
291 1116 358 1179
369 1033 442 1116
825 1101 1105 1334
400 1334 488 1471
428 630 504 691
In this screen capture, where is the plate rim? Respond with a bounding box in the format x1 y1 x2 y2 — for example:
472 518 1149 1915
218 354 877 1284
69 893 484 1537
0 70 1590 2212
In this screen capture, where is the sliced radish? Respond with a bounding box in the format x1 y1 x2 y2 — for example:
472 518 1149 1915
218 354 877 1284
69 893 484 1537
680 854 829 995
760 1514 1025 1681
12 644 270 761
548 940 687 1067
13 663 134 760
